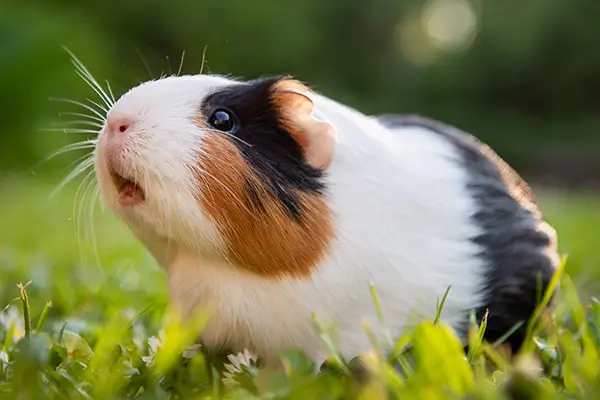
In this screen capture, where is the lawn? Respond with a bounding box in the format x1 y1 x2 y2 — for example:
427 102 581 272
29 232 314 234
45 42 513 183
1 175 600 399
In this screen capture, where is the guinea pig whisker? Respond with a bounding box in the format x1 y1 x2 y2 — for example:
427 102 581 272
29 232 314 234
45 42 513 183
222 132 252 147
69 65 113 110
177 50 186 77
49 98 106 121
65 129 100 135
55 120 104 129
40 141 96 165
74 168 100 271
165 55 172 76
49 139 96 152
75 70 114 110
74 169 92 248
82 172 103 276
206 128 252 147
59 111 106 123
87 184 104 276
134 46 155 80
68 129 100 135
63 46 115 109
39 128 101 135
86 98 109 114
65 151 97 171
199 45 209 75
105 80 116 104
51 156 95 200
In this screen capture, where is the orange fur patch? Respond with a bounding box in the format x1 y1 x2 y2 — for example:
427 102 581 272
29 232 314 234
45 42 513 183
270 79 336 170
194 128 335 279
271 79 312 146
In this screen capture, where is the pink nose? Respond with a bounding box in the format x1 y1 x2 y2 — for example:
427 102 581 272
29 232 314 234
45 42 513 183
105 116 133 136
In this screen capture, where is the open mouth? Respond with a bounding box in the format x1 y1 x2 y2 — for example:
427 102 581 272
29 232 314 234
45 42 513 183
110 169 146 206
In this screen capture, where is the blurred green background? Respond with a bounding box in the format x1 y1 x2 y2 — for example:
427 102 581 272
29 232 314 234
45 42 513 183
1 0 599 315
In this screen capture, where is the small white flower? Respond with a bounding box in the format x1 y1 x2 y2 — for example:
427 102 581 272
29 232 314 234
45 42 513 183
0 349 8 372
0 306 18 329
121 358 140 378
141 330 202 366
142 329 167 367
0 306 25 341
183 344 202 359
132 323 147 351
222 349 258 387
148 334 164 354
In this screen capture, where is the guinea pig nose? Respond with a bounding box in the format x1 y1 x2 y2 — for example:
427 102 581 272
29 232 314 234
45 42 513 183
106 116 133 135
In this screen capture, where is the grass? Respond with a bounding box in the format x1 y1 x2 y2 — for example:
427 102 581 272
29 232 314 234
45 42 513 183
1 175 600 399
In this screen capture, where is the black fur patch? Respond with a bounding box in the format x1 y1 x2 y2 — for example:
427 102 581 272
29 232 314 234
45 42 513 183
201 76 326 222
377 114 560 352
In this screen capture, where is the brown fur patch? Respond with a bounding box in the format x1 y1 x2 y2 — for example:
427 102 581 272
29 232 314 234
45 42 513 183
194 128 335 279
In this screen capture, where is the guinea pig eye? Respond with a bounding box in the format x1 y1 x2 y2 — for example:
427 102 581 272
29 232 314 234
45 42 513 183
208 109 235 132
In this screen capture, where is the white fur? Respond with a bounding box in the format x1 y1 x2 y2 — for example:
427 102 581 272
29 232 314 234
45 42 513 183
95 74 486 366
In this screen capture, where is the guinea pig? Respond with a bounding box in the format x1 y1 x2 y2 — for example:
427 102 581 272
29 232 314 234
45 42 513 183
92 73 560 367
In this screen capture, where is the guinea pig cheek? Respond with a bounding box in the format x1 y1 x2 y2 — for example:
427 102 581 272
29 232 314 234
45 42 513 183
194 130 335 279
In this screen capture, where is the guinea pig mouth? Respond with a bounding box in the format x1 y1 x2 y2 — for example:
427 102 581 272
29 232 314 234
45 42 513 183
110 169 146 206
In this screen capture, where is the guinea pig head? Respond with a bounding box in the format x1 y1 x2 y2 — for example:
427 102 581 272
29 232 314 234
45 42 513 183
94 74 337 278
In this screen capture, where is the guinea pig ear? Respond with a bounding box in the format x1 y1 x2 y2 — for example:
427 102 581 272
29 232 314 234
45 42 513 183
272 79 337 170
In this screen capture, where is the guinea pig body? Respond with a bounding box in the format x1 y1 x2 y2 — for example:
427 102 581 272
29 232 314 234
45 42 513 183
93 74 559 367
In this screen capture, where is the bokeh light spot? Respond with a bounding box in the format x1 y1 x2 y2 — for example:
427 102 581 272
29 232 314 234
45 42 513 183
422 0 478 51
